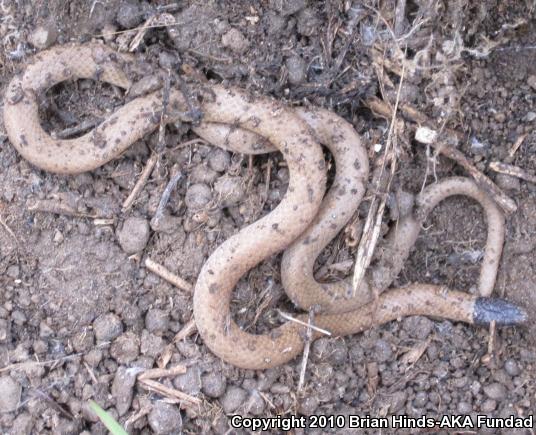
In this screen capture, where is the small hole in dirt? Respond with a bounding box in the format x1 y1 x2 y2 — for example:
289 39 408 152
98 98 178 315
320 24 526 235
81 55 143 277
406 0 420 19
38 79 125 139
405 47 416 59
204 69 223 82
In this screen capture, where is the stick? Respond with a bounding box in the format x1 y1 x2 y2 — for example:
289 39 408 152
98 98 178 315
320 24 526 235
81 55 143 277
155 70 172 153
27 200 98 218
508 133 527 158
352 58 405 294
152 167 182 227
0 353 82 373
144 257 193 292
122 153 158 211
54 118 103 139
489 161 536 184
138 365 187 381
122 71 171 211
278 310 331 336
138 379 201 407
297 309 314 392
173 319 197 342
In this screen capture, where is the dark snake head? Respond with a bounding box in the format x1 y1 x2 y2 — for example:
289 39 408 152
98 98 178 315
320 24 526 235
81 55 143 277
474 297 528 326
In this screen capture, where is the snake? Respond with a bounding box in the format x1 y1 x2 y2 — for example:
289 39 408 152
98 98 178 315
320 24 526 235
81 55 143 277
3 43 526 369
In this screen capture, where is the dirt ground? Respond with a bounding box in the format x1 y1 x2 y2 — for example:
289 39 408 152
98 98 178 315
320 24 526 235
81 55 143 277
0 0 535 434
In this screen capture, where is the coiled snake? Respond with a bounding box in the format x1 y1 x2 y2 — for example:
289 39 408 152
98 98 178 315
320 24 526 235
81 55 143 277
3 44 526 369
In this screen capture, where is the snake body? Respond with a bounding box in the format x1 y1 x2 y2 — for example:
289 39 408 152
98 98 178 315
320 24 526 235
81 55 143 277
3 44 526 369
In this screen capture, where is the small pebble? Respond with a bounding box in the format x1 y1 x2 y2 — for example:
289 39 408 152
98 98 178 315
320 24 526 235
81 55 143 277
102 23 117 43
140 330 164 357
148 402 182 434
220 386 247 413
6 265 20 278
457 401 473 413
245 390 265 415
525 111 536 122
494 112 506 123
11 412 33 434
129 75 162 98
221 28 250 54
402 316 434 340
208 149 231 172
0 376 22 413
286 55 306 85
110 332 140 364
481 399 497 412
11 310 26 326
72 330 95 352
373 339 393 362
387 391 406 413
117 217 150 254
145 309 170 334
264 11 287 35
173 366 201 395
93 313 123 342
270 0 306 16
33 340 47 355
528 75 536 91
0 319 9 342
298 396 319 415
185 183 212 210
504 359 521 377
413 391 428 408
190 164 218 184
150 214 182 234
214 176 245 207
495 173 520 191
159 51 179 69
483 382 507 401
297 8 320 36
111 366 137 416
116 0 143 29
470 380 481 395
432 363 449 379
28 23 58 49
84 349 103 367
202 372 227 398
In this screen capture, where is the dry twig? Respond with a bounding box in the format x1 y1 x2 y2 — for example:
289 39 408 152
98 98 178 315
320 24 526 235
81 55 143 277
27 199 98 218
138 365 187 381
157 319 197 369
144 257 193 292
152 166 182 227
122 70 172 211
53 118 103 139
489 161 536 184
278 310 331 336
138 379 201 408
352 53 405 294
508 133 527 158
122 153 159 211
297 309 315 392
129 13 176 52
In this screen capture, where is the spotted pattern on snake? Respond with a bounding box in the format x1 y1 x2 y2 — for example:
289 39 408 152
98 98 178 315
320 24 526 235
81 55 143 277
3 43 527 370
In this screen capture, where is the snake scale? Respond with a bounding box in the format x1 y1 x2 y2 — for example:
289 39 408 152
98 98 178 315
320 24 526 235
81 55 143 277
3 44 526 369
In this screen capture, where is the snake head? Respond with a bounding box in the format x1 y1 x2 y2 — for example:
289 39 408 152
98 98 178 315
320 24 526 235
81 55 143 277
473 297 528 326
